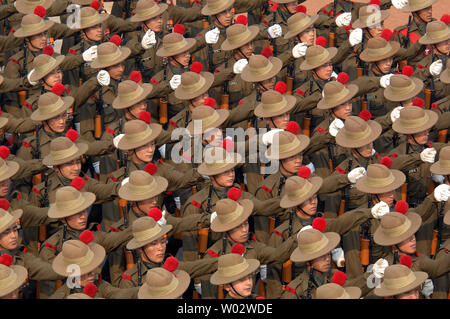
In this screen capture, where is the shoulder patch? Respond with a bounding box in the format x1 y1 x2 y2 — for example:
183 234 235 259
109 173 118 182
32 186 41 194
238 100 243 105
335 166 345 174
391 152 398 158
22 141 31 148
262 185 272 193
121 273 131 281
23 101 32 109
150 78 159 85
285 285 296 294
169 120 177 128
191 200 201 208
316 126 326 133
296 88 305 96
207 249 218 258
431 103 438 109
417 64 425 69
273 229 283 237
96 224 101 231
110 226 120 232
105 127 114 135
251 235 256 242
44 242 56 250
10 58 18 64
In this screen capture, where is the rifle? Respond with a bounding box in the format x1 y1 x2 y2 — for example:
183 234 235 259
118 152 129 221
360 221 371 271
357 34 368 111
217 236 227 299
269 10 278 56
327 144 335 173
304 266 314 299
437 129 448 143
220 55 229 110
399 16 412 70
430 201 445 257
286 63 294 95
338 159 352 217
159 58 168 125
32 124 42 185
401 143 410 201
203 16 209 30
424 54 436 110
208 42 214 73
282 209 294 285
122 0 130 20
302 80 313 137
198 185 213 257
269 175 286 234
39 173 50 243
328 0 338 48
18 44 28 106
94 87 104 139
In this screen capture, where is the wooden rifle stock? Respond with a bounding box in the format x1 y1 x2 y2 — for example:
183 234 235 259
399 60 408 70
217 285 224 299
202 18 209 29
18 90 27 106
400 183 407 201
32 173 42 187
268 216 275 234
94 114 102 139
356 67 364 78
328 32 335 48
427 180 435 195
198 227 209 254
302 115 311 137
437 129 448 143
125 250 135 270
282 260 292 283
118 199 127 219
360 237 370 266
424 88 432 109
191 186 198 194
55 280 63 290
220 93 229 110
286 75 294 95
159 98 168 124
257 280 266 298
39 225 47 242
338 199 345 218
430 229 438 256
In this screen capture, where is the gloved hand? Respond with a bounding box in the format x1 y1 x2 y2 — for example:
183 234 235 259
380 73 394 88
158 144 166 158
292 42 308 58
205 27 220 44
371 201 390 219
174 196 181 210
329 118 344 137
82 45 97 62
210 211 217 223
335 12 352 27
372 258 389 279
331 247 345 267
233 58 248 74
141 29 156 49
390 106 403 123
348 167 366 183
349 28 363 46
267 24 282 38
432 174 445 185
434 184 450 201
420 147 437 163
260 264 267 283
299 225 313 232
97 70 110 86
371 148 376 156
194 283 202 295
391 0 408 9
169 74 181 90
421 279 434 299
429 59 443 76
158 210 167 226
92 161 100 175
331 71 338 80
113 133 124 148
27 69 38 85
262 128 283 145
306 162 316 174
121 177 129 186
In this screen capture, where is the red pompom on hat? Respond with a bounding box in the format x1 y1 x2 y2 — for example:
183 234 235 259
399 255 413 268
275 81 287 95
221 138 234 152
227 187 242 201
235 15 248 25
413 97 425 108
144 163 158 175
331 270 347 286
261 46 273 58
0 198 10 211
173 24 185 35
297 166 311 179
52 83 65 96
190 61 203 74
0 254 13 267
90 0 101 10
138 111 151 124
129 71 142 83
402 65 414 77
441 14 450 25
286 121 299 135
381 29 393 42
65 128 79 142
380 156 392 168
296 5 307 13
231 243 245 255
79 230 95 245
147 208 162 222
34 5 46 18
359 110 372 122
336 72 349 84
312 217 327 233
71 176 85 191
203 97 216 109
394 200 409 214
109 35 122 46
369 0 381 6
0 146 10 160
316 36 327 47
83 283 98 298
164 256 179 272
43 45 54 56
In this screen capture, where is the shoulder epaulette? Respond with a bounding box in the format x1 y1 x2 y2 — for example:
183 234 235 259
261 185 272 193
105 127 114 135
169 120 177 127
191 200 201 208
335 166 346 174
32 186 41 194
273 229 283 237
296 88 305 96
316 126 326 133
68 48 77 55
110 226 120 232
22 141 31 148
285 285 296 294
207 249 218 257
150 78 159 85
121 273 132 281
44 242 56 250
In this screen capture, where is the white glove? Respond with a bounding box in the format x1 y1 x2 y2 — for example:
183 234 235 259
82 45 97 62
421 279 434 299
420 147 437 163
141 29 157 49
371 201 390 219
432 174 445 185
92 161 100 175
233 58 248 74
174 196 181 210
391 0 408 9
306 162 315 174
331 71 338 80
429 59 443 76
210 211 217 223
331 247 345 267
158 144 166 158
335 12 352 27
299 225 313 232
205 27 220 44
390 106 403 123
97 70 110 86
262 128 283 145
292 42 308 58
371 148 376 156
27 69 38 86
158 210 167 226
169 74 181 90
260 265 267 283
380 73 394 88
121 177 129 186
349 28 363 47
329 118 344 137
194 283 202 295
267 24 282 38
433 184 450 202
372 258 389 279
113 133 124 148
348 167 366 183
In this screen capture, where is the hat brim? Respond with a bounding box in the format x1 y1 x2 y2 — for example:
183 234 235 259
71 13 110 31
14 20 54 38
201 0 235 16
30 95 74 122
444 210 450 226
335 120 382 149
0 209 23 234
29 55 65 83
317 84 359 110
291 232 340 263
112 83 154 110
241 56 283 83
130 4 168 22
360 41 400 62
383 77 424 102
392 109 438 134
15 0 53 14
221 25 260 51
174 72 215 100
419 31 450 45
266 134 310 160
210 258 260 285
0 265 28 298
156 38 196 58
440 69 450 84
352 10 390 29
197 152 242 176
186 109 229 135
284 15 319 40
0 117 8 129
126 224 173 250
430 160 450 175
374 212 422 246
48 192 96 219
90 47 131 69
42 142 88 166
402 0 437 12
280 177 323 208
52 243 106 276
211 199 254 233
119 176 168 202
0 160 20 183
356 169 405 194
254 94 296 118
138 269 190 299
300 47 338 71
117 123 162 150
374 271 428 297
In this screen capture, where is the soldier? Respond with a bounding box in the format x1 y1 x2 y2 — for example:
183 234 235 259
0 255 28 299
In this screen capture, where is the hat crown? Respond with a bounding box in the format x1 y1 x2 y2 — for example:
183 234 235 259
132 216 158 233
380 212 407 230
129 170 155 188
366 164 391 180
97 42 119 56
297 228 324 245
62 240 89 260
288 12 309 26
203 146 235 167
305 45 325 58
323 81 346 97
32 54 54 69
216 198 239 217
0 264 12 281
383 264 412 281
80 6 98 18
399 105 425 121
38 92 61 109
389 74 413 88
192 105 216 120
248 54 269 69
439 146 450 160
55 186 82 204
359 4 381 17
344 116 369 134
426 20 447 34
50 137 75 152
226 23 247 38
261 90 283 105
316 283 347 299
285 175 309 194
0 208 11 220
21 13 42 26
146 267 173 288
118 80 140 95
181 72 201 86
163 32 184 45
367 37 389 49
123 119 148 135
136 0 157 11
218 253 245 269
278 131 297 145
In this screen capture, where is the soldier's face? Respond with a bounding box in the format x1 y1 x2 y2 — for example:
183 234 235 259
144 15 163 33
367 21 385 38
0 179 11 197
42 67 63 89
374 57 393 74
310 252 331 273
299 194 318 216
416 6 432 23
258 77 276 91
80 270 96 287
143 236 167 263
284 1 300 14
396 235 416 254
374 190 395 207
83 24 103 42
65 210 89 231
435 39 450 55
280 153 303 175
0 288 19 299
354 142 373 158
128 101 148 119
299 27 316 46
215 8 233 27
227 220 249 243
0 225 19 251
27 32 48 50
401 98 414 107
395 288 420 299
224 274 253 298
172 51 191 67
332 100 352 120
314 62 333 81
190 93 209 109
211 169 235 187
136 196 159 213
55 159 82 180
134 141 156 163
267 112 290 129
46 111 68 133
236 41 254 59
410 129 429 145
106 62 125 80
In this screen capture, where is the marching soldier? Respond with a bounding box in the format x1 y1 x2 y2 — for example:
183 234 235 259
0 256 28 299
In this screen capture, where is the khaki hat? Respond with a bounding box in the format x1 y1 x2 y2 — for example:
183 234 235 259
201 0 235 16
300 45 338 71
444 210 450 226
280 175 323 209
42 137 88 166
314 283 361 299
186 105 229 135
126 216 173 250
221 24 259 51
291 228 340 263
0 157 20 183
419 20 450 45
90 42 131 69
15 0 54 15
392 106 438 135
374 211 422 246
156 33 196 58
197 146 242 176
284 12 319 40
112 80 153 110
356 164 406 194
352 5 390 29
52 239 106 277
138 266 190 299
402 0 437 12
360 37 400 62
174 71 214 100
71 0 94 4
374 264 428 297
0 116 6 130
116 120 162 151
69 6 109 30
430 146 450 175
48 186 96 219
210 253 260 285
254 90 296 118
240 55 283 83
0 263 28 298
210 198 254 233
335 116 382 149
14 13 54 38
317 81 359 110
0 208 23 234
29 54 65 83
119 170 168 202
383 74 424 102
130 0 168 23
265 131 310 160
440 60 450 84
30 92 74 122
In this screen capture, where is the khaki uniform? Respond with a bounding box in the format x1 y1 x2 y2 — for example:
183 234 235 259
49 280 139 299
429 239 450 299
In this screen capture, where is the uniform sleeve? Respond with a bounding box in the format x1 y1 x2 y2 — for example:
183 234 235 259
178 258 218 279
98 281 139 299
85 178 120 203
0 33 23 53
167 5 203 24
159 163 204 191
105 15 138 34
166 213 205 235
256 236 296 265
2 113 35 133
416 253 450 279
18 202 55 228
12 157 46 180
325 209 372 236
23 252 64 281
93 227 133 253
48 22 78 40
